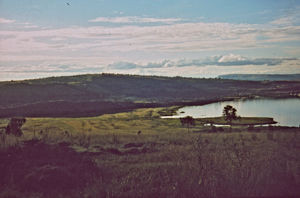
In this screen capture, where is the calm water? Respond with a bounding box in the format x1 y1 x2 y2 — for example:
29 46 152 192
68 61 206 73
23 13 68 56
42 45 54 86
163 98 300 127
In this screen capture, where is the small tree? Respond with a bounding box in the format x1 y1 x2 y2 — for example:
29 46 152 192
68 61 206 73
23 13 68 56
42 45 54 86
5 117 26 136
180 116 195 132
222 105 238 125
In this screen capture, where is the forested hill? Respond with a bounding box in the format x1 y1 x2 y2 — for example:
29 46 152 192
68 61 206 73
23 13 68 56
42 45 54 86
0 73 299 117
218 74 300 81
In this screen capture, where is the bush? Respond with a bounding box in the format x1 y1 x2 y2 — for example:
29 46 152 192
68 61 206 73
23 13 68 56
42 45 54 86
5 117 26 136
211 125 217 132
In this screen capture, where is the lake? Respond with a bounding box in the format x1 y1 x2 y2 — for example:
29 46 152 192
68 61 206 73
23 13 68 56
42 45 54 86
163 98 300 127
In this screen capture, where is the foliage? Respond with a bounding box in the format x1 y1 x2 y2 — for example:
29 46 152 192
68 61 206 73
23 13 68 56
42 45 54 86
5 117 26 136
180 116 195 132
223 105 239 124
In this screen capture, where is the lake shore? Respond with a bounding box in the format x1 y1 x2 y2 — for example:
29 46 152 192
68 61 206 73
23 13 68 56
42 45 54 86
197 116 277 126
160 95 300 116
161 97 300 127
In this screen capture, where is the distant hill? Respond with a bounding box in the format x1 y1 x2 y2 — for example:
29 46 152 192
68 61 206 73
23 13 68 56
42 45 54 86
218 74 300 81
0 73 299 117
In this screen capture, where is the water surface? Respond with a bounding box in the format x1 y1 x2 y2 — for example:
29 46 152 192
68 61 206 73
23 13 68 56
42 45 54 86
163 98 300 127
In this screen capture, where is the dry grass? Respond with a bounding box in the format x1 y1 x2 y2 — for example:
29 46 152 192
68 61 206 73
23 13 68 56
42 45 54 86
0 106 300 198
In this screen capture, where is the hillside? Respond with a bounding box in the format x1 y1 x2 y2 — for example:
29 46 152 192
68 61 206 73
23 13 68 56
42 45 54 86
1 73 300 117
218 74 300 81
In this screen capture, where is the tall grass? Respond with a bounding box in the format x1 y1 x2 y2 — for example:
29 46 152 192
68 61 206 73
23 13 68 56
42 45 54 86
0 107 299 197
193 133 300 197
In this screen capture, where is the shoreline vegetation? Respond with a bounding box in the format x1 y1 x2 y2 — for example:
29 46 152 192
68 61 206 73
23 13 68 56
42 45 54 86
198 116 277 126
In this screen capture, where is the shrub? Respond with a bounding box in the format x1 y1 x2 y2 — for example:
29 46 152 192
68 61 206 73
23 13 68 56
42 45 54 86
211 125 217 132
180 116 195 132
5 117 26 136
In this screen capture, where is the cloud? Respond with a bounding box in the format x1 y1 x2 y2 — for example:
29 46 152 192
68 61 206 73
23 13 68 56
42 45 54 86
1 55 299 81
0 18 15 24
1 18 300 56
23 25 39 29
270 17 293 26
107 55 298 70
108 62 140 69
202 55 296 66
108 60 171 69
270 6 300 26
1 12 300 81
102 57 300 80
218 54 246 63
89 16 182 24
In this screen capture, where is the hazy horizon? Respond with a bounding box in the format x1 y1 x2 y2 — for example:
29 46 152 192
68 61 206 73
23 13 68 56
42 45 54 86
1 0 300 81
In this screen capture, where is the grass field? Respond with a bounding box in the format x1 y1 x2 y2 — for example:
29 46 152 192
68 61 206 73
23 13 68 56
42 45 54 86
0 107 300 198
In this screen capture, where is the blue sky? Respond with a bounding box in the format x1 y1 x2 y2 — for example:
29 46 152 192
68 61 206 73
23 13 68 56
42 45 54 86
0 0 300 80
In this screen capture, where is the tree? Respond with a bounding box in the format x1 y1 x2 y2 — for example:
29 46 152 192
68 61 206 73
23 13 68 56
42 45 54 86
5 117 26 136
180 116 195 132
222 105 238 125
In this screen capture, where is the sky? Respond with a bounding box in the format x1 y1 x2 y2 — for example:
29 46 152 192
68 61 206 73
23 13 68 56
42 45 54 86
0 0 300 81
